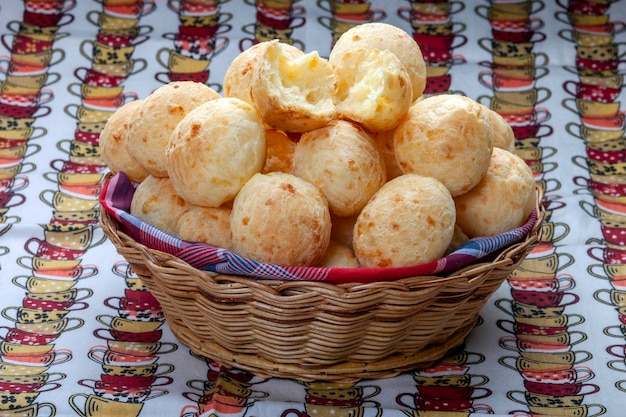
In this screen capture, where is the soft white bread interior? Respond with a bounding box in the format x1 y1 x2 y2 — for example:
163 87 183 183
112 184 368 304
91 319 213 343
224 42 304 106
329 22 426 103
250 40 336 132
333 48 412 132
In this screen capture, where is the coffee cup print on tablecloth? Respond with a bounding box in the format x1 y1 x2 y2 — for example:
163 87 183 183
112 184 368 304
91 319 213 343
317 0 381 47
101 0 156 19
392 350 491 414
588 262 626 291
183 377 268 416
158 0 232 89
477 38 537 58
22 0 76 27
155 47 222 91
43 172 105 202
180 356 267 417
76 252 174 413
395 1 468 95
111 260 148 291
70 393 144 417
238 0 306 51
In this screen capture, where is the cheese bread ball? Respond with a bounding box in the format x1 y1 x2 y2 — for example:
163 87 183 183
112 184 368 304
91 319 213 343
130 175 189 235
329 22 426 102
176 204 233 250
454 147 537 238
262 128 296 174
330 213 358 250
230 172 331 266
373 128 403 181
251 40 336 132
99 99 149 183
126 82 220 178
353 174 456 268
317 240 360 268
333 48 412 132
167 97 266 207
446 225 470 255
394 95 494 196
482 104 516 153
292 120 386 217
223 42 304 106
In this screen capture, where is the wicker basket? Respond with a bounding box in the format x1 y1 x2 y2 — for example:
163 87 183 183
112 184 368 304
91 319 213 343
100 185 545 382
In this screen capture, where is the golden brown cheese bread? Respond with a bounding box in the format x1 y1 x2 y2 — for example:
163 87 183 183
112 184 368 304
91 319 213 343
250 40 336 132
316 240 360 268
292 120 386 217
353 174 456 268
223 42 304 106
446 225 470 255
482 104 516 152
126 81 220 178
329 22 426 103
130 175 189 235
98 99 149 183
333 47 412 132
262 128 296 174
167 97 266 207
393 95 494 196
176 204 233 250
230 172 331 266
330 213 358 251
454 147 537 238
372 128 403 181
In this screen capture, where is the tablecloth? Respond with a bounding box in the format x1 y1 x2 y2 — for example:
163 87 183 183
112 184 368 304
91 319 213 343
0 0 625 416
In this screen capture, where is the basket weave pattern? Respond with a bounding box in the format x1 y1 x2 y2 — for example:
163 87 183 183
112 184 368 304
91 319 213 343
100 187 545 382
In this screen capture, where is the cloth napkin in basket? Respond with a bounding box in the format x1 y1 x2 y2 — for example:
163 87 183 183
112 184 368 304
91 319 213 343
100 172 537 284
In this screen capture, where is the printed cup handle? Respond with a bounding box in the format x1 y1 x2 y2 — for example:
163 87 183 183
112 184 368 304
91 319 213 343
494 298 513 316
603 325 626 338
506 390 528 406
0 306 17 322
11 275 29 290
37 402 56 417
39 189 56 208
79 39 94 61
78 378 97 389
497 355 518 371
156 47 171 69
496 319 516 334
129 58 148 75
69 393 88 417
63 317 84 333
87 347 107 364
23 237 44 256
594 288 614 306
